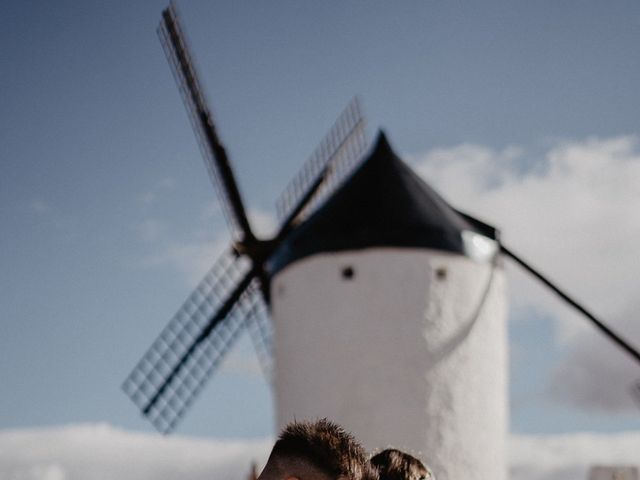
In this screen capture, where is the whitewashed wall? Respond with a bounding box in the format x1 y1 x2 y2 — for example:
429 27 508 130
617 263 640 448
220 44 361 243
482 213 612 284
271 248 508 480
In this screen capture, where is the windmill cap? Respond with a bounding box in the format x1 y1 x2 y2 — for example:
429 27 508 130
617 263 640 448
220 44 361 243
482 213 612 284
268 130 499 275
372 129 393 154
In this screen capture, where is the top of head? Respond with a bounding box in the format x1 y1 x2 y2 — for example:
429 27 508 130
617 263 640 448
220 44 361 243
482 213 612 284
370 449 433 480
258 419 379 480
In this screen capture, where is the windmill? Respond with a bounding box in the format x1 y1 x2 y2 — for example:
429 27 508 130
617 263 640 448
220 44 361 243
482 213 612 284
123 5 640 480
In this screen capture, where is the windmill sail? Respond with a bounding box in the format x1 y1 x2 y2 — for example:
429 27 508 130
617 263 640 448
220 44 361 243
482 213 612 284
158 3 254 243
125 2 375 434
500 244 640 366
122 249 258 433
122 99 370 435
275 97 368 225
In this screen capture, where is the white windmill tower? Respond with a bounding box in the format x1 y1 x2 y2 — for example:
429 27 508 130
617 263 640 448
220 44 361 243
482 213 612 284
123 5 640 480
268 133 508 480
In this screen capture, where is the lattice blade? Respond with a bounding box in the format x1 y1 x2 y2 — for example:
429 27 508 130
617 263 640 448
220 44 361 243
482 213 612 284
245 295 273 383
122 248 254 434
158 3 254 242
276 97 368 225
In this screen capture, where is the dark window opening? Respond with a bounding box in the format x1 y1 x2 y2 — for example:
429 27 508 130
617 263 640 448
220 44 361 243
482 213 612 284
341 266 355 280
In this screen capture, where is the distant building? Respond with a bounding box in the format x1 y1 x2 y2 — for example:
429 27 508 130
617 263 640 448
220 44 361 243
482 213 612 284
589 466 639 480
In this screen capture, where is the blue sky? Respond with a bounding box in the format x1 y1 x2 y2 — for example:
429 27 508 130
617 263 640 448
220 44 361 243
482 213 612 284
1 1 640 439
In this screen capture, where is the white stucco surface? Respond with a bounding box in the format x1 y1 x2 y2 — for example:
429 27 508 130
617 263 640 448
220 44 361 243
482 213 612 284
270 247 508 480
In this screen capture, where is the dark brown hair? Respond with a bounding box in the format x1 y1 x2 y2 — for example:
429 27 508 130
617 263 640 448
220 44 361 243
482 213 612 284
370 449 431 480
272 419 378 480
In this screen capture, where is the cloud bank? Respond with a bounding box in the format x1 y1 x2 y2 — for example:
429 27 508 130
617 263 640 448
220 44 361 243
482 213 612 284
0 424 270 480
0 425 637 480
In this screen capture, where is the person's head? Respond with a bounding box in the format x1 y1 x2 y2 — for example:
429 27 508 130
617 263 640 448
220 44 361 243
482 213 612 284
257 419 378 480
370 449 433 480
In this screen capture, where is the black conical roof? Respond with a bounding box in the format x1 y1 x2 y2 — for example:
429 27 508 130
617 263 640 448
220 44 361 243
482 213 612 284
268 131 497 275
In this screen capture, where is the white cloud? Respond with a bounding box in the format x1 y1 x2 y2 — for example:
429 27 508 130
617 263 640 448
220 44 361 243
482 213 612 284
411 134 640 412
139 177 176 207
201 200 222 221
26 199 74 235
0 424 637 480
248 207 278 238
0 424 271 480
510 431 640 480
199 201 276 238
135 219 166 243
141 236 228 286
137 206 276 287
30 199 52 215
548 307 640 411
220 344 264 377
